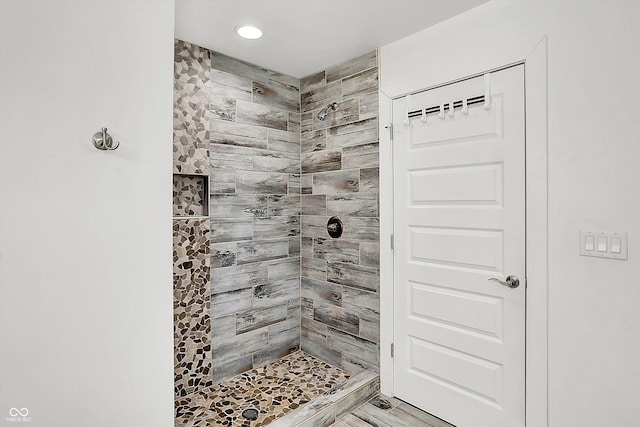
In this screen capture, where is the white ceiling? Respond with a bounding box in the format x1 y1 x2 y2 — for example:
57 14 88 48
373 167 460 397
175 0 489 79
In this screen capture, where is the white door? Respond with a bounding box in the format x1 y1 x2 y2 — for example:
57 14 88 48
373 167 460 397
392 65 525 427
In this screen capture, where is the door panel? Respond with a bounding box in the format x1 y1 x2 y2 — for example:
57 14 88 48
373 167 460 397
393 65 525 427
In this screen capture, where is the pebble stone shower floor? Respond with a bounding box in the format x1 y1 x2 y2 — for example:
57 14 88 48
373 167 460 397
175 350 351 426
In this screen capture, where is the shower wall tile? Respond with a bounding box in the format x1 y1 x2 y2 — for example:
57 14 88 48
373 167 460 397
300 50 380 374
236 99 289 131
325 50 377 83
173 40 211 176
301 149 342 173
173 218 212 398
173 41 303 385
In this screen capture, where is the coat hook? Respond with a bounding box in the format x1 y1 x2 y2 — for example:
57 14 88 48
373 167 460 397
92 127 119 151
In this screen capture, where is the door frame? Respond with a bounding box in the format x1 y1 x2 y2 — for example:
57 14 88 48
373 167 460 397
379 36 548 426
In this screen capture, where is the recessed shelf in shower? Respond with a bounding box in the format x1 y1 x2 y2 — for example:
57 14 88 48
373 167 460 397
173 174 209 217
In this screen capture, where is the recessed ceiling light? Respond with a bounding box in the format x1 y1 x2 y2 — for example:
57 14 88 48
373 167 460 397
236 25 263 40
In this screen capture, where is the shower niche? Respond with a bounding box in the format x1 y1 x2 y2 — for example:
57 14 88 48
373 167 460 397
172 174 209 217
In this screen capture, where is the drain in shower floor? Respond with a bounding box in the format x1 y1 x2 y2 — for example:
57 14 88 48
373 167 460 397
241 408 259 421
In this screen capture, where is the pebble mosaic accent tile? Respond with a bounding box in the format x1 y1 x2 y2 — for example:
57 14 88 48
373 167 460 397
175 350 350 426
174 218 212 398
174 40 211 175
174 174 208 216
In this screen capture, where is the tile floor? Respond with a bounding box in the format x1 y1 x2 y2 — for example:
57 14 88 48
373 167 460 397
332 394 455 427
175 350 351 426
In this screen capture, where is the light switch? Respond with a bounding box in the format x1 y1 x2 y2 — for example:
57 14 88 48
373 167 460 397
611 237 622 253
597 236 607 252
580 230 628 260
585 235 595 251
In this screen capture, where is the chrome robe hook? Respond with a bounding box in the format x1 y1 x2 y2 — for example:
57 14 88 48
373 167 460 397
92 127 119 150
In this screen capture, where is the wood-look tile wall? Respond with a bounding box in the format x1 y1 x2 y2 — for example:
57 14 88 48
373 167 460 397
208 51 302 382
299 50 380 374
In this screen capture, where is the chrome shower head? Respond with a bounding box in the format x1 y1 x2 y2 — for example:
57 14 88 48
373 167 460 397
317 102 338 121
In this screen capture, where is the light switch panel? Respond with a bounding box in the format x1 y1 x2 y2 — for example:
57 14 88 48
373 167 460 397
580 230 628 260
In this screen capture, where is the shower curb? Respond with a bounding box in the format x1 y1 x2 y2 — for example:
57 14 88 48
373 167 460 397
268 370 380 427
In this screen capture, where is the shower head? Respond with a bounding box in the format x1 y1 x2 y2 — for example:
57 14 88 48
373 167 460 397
317 102 338 121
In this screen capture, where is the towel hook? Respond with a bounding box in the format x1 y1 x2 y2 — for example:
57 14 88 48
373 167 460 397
92 127 119 151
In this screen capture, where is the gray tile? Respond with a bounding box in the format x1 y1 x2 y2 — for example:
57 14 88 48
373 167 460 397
254 215 300 239
210 314 236 339
268 129 301 154
253 80 300 113
210 69 252 100
301 236 314 259
301 173 313 194
343 301 379 343
314 238 360 264
288 174 302 195
314 302 359 335
301 129 327 153
360 242 380 268
290 236 301 257
341 67 379 98
301 80 341 113
341 217 379 243
359 91 379 121
236 99 288 131
236 305 288 334
253 277 300 309
359 167 379 193
210 92 236 121
301 337 343 368
211 50 269 84
211 294 252 318
302 277 343 307
302 256 327 282
210 262 268 294
252 336 299 368
236 171 288 194
268 71 300 90
342 142 379 170
302 149 342 174
327 262 379 292
210 118 268 150
326 50 377 83
212 327 268 364
313 170 359 194
210 241 237 268
267 194 301 216
327 118 378 149
209 169 236 194
289 112 301 134
327 327 378 365
237 239 290 264
212 355 253 384
301 70 326 93
210 194 267 218
210 143 254 171
302 195 327 216
210 217 253 243
267 257 301 280
327 193 378 217
211 287 253 305
253 150 300 174
301 111 314 133
342 287 379 311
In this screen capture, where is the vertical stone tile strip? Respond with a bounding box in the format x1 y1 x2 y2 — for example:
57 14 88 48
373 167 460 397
173 218 212 398
173 40 211 175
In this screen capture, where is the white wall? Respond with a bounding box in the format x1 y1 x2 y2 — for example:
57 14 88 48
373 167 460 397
0 1 175 426
380 1 640 426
